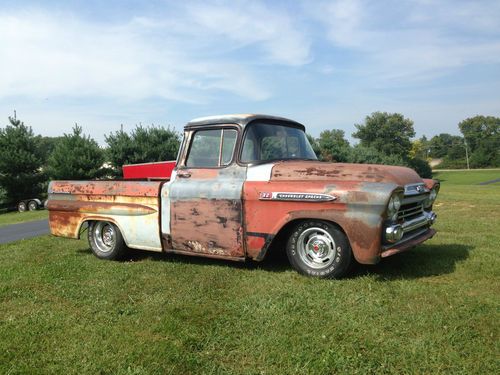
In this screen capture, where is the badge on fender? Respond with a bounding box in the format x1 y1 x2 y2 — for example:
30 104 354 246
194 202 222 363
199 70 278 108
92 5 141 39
259 192 337 202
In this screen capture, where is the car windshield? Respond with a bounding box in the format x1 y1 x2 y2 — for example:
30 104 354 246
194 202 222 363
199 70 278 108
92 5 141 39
241 122 317 163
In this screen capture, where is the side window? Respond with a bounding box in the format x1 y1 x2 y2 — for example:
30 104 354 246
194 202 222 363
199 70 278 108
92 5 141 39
186 128 238 168
221 129 237 166
186 129 221 167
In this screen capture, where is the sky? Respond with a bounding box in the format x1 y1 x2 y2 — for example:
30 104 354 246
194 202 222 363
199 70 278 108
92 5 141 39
1 0 499 144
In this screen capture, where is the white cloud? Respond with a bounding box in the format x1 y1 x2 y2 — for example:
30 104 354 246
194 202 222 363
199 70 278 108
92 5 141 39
0 4 309 102
185 1 311 66
308 0 500 83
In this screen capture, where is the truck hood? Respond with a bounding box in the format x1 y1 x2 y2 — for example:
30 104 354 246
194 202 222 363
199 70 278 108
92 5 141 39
271 161 422 186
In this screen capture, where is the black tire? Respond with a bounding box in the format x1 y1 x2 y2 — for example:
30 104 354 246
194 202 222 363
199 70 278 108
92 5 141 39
286 220 353 279
28 200 38 211
88 221 128 260
18 201 27 213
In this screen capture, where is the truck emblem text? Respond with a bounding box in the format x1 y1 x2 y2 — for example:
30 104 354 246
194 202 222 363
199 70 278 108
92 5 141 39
259 192 337 202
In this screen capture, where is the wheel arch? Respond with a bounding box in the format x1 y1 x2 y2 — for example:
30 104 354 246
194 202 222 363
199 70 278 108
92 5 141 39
78 216 131 247
256 217 349 261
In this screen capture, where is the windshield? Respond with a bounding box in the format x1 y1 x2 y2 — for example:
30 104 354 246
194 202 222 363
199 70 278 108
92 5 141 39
241 122 317 163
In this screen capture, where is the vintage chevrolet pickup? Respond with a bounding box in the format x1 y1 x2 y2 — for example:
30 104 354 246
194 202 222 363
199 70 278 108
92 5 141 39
48 114 439 278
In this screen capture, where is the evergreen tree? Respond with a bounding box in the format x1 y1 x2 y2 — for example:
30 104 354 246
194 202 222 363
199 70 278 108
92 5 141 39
105 125 180 176
47 124 105 180
0 116 45 204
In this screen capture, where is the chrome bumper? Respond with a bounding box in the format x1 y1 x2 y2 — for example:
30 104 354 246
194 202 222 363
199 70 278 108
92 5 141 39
385 211 436 243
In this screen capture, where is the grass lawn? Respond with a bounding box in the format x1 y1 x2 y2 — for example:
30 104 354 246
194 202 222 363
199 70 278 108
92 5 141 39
0 210 48 228
0 171 498 374
433 168 500 185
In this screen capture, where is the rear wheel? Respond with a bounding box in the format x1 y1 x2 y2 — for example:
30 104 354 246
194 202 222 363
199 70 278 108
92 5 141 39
18 201 27 212
88 221 128 260
28 200 38 211
286 220 353 278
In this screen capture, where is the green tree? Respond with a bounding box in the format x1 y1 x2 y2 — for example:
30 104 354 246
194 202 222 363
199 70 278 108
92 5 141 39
428 133 463 159
47 125 105 180
106 125 181 176
306 133 320 158
318 129 351 162
408 157 433 178
459 116 500 168
410 136 431 160
0 116 45 204
353 112 415 159
348 145 405 166
35 135 64 164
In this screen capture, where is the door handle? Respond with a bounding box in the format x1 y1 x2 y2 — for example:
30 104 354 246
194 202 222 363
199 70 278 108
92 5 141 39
177 171 191 178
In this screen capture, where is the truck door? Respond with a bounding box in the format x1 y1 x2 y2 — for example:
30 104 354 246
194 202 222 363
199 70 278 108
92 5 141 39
163 126 246 259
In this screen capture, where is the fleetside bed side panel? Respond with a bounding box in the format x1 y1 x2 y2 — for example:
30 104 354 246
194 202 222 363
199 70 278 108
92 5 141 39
243 180 396 264
48 181 163 251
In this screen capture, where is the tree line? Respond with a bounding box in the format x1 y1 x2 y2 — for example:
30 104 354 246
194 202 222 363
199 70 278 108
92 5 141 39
0 117 180 205
0 112 498 205
307 112 499 175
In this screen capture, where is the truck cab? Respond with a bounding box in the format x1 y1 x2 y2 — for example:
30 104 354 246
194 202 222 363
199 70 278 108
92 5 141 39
48 114 439 278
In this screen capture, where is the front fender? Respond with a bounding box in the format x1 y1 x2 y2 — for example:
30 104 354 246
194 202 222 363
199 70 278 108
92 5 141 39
243 181 398 264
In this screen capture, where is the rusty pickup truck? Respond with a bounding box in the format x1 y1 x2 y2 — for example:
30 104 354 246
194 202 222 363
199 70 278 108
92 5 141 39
48 114 439 278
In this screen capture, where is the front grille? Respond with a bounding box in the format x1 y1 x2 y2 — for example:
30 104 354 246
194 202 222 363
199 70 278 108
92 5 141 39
398 201 424 221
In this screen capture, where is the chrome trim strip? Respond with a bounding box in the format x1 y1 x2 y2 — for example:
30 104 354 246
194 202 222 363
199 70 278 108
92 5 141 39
402 212 433 233
404 183 429 196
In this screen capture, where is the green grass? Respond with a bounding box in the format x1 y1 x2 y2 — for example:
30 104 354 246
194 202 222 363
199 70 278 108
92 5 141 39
1 172 499 374
433 169 500 185
0 210 48 227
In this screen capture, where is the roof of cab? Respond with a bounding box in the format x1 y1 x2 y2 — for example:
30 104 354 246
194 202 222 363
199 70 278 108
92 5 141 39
185 114 305 129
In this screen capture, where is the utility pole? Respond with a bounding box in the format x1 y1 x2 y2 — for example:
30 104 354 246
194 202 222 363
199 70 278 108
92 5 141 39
464 139 470 170
13 110 16 120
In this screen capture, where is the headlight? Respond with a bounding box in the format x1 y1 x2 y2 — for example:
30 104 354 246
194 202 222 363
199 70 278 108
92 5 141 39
393 195 401 211
387 192 402 220
424 187 438 208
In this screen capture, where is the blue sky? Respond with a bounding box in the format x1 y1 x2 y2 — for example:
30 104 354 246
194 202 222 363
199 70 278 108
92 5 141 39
1 0 499 143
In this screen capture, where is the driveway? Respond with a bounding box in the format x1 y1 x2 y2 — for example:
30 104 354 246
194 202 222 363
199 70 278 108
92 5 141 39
0 219 50 244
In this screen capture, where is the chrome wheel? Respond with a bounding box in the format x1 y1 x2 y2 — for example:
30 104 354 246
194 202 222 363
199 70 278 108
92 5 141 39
93 222 116 253
297 227 336 269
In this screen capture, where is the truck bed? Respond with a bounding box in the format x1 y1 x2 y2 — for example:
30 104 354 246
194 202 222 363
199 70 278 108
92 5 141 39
47 180 163 251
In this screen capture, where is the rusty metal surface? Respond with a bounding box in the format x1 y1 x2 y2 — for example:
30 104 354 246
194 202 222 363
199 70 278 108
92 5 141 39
243 179 398 264
380 228 436 258
48 180 162 251
165 164 245 258
168 199 243 257
423 178 440 190
49 180 161 197
271 161 422 185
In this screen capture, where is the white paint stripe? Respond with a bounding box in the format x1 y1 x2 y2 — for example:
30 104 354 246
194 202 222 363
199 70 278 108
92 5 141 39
160 170 176 235
246 163 275 181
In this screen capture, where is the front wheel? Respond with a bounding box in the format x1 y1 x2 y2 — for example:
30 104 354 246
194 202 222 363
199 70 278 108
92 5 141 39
88 221 128 260
286 220 353 278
